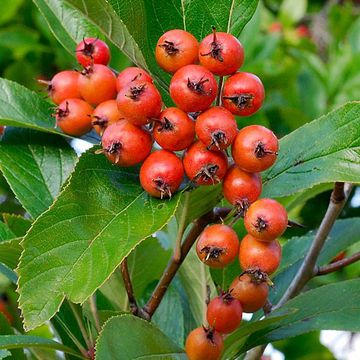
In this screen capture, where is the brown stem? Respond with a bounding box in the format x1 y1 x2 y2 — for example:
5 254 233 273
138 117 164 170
215 76 224 106
275 182 352 308
88 294 101 333
143 207 230 318
244 182 353 360
316 251 360 276
120 258 149 319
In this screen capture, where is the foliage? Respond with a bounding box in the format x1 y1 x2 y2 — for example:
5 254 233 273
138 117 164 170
0 0 359 359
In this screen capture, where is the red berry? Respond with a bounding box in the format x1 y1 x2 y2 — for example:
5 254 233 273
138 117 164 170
0 127 4 136
196 224 239 268
222 72 265 116
232 125 278 172
153 107 195 151
207 293 242 333
55 98 93 136
76 37 110 67
222 165 262 212
78 64 117 105
101 121 153 166
244 198 288 242
239 234 281 275
199 27 244 76
140 150 184 198
268 22 283 33
230 272 269 313
195 106 238 150
296 25 311 38
117 80 162 126
116 67 153 92
185 326 223 360
41 70 81 105
183 141 228 185
155 29 199 73
92 100 124 135
169 65 217 113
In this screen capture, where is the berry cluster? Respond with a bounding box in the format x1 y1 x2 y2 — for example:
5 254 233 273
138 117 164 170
43 31 287 360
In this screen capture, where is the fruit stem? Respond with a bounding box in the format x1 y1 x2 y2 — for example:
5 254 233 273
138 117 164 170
142 207 231 319
215 76 224 106
174 191 191 262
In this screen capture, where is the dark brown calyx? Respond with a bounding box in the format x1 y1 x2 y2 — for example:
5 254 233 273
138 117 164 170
209 131 227 150
54 101 70 119
77 37 96 57
157 117 174 132
220 290 235 304
254 216 268 232
187 77 211 95
202 325 216 344
92 116 108 128
126 84 146 101
193 164 220 184
201 245 225 262
153 177 172 199
80 65 94 77
234 198 250 217
200 26 223 62
254 142 278 158
38 79 53 94
223 93 254 109
105 141 122 164
241 268 273 286
159 40 179 55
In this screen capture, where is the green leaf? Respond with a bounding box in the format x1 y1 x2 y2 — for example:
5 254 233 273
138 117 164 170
0 128 77 218
0 335 84 359
0 263 17 284
179 247 216 326
0 78 61 134
280 0 307 25
0 238 22 269
224 279 360 356
18 150 181 330
152 285 185 347
33 0 101 55
271 218 360 305
0 0 23 26
0 221 15 242
0 350 10 359
263 102 360 198
2 214 31 237
95 314 186 360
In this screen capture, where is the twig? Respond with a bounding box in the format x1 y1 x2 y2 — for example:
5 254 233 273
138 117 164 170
120 258 148 319
174 192 190 262
68 301 92 350
143 207 231 318
275 182 352 307
88 294 101 333
244 182 353 360
316 251 360 276
216 76 224 106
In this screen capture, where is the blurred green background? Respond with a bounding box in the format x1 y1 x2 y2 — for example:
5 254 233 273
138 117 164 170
0 0 359 359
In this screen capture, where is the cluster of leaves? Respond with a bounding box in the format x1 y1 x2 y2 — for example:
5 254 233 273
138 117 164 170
0 0 359 359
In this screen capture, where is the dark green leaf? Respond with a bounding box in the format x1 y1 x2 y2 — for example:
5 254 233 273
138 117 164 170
263 102 360 198
95 314 186 360
2 214 31 237
153 285 185 347
0 238 22 269
18 150 181 330
0 221 15 242
0 128 77 218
